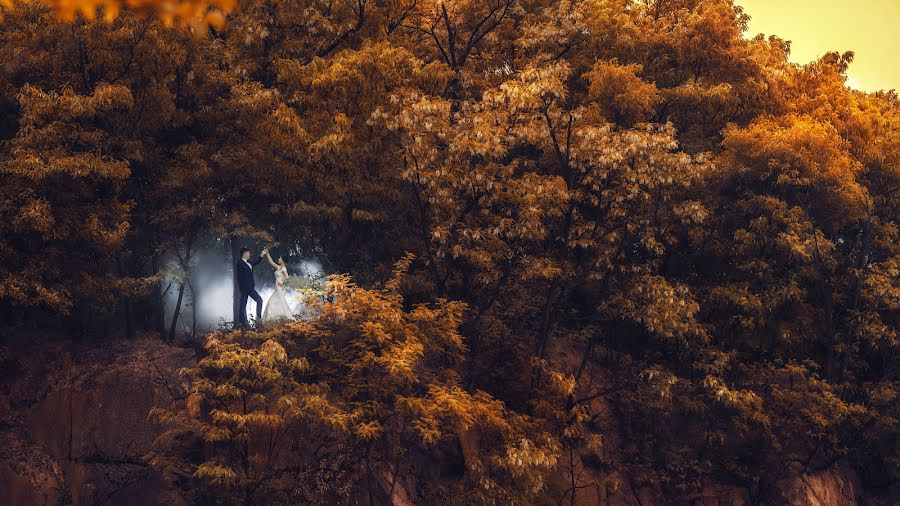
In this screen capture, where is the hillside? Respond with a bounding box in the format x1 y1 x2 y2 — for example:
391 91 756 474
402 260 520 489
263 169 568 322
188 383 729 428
0 0 897 504
0 334 865 505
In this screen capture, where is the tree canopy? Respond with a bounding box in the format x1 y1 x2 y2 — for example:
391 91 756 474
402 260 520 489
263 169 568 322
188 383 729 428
1 0 897 503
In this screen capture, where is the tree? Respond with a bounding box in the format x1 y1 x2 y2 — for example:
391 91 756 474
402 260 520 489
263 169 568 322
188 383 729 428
0 0 233 30
150 262 559 504
3 0 898 501
0 6 149 333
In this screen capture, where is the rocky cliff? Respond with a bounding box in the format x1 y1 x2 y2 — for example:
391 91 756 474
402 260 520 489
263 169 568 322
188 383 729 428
0 337 193 506
0 336 867 505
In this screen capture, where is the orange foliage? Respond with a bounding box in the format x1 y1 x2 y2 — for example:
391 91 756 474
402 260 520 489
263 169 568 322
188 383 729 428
1 0 898 502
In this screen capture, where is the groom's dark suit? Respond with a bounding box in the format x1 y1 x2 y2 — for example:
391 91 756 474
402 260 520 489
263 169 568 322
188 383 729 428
236 254 264 325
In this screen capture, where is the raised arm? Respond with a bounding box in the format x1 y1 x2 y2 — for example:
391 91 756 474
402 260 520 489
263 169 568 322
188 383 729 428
250 250 265 267
264 251 280 268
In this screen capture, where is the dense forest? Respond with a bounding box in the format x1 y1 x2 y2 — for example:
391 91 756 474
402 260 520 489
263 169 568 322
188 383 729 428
0 0 898 504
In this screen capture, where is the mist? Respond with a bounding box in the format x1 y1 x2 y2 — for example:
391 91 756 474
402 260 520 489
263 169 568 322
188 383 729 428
160 242 326 334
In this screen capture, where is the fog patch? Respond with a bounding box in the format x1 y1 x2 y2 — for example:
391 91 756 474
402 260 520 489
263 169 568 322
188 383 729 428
160 243 326 334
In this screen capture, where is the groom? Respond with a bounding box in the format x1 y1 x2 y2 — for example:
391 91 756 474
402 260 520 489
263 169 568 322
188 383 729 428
236 246 268 327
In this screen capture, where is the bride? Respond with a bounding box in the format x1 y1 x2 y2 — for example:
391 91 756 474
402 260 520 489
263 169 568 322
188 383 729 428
262 250 295 322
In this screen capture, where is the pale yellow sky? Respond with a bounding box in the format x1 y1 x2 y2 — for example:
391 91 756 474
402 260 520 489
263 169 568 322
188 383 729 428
737 0 900 92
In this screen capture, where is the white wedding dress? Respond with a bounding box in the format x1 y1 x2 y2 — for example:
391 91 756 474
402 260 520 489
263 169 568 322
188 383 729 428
263 266 294 322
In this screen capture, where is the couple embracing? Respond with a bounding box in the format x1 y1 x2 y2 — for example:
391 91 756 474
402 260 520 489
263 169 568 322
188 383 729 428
236 246 294 327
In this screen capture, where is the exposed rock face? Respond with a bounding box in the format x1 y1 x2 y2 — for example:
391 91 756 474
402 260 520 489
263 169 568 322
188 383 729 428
0 429 66 506
541 342 864 506
775 463 858 506
0 336 870 506
0 337 193 506
378 470 415 506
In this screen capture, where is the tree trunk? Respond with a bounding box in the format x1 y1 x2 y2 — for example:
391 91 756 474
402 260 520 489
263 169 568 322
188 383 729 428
536 283 559 360
117 253 134 339
170 236 196 341
568 336 596 410
152 253 166 340
365 444 375 506
190 282 197 339
231 235 241 323
169 283 185 342
79 303 91 341
531 284 561 394
838 218 874 380
569 447 577 506
820 277 836 382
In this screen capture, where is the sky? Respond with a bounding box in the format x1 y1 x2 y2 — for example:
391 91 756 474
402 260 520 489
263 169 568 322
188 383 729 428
737 0 900 92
